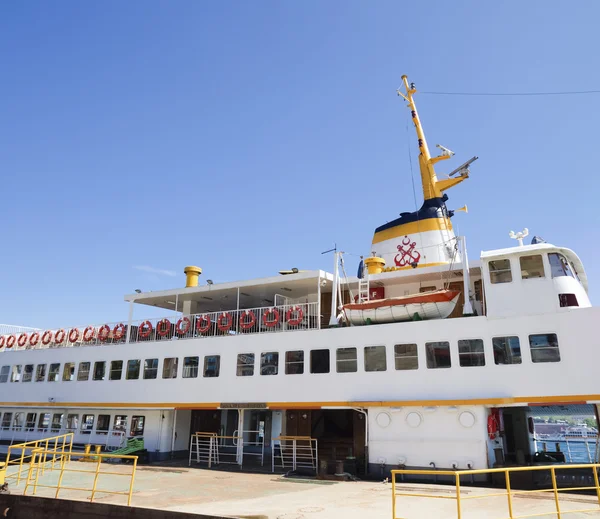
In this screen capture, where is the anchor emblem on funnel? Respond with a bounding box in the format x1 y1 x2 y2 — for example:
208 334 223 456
394 236 421 267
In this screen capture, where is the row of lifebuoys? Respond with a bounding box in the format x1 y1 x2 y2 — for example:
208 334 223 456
0 307 306 348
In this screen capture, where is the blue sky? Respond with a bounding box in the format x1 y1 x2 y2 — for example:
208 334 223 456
2 1 599 328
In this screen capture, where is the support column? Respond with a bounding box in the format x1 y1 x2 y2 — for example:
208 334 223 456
236 409 245 465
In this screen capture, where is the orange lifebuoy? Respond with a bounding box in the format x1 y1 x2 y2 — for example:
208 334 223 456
139 320 153 339
0 336 5 348
29 332 40 347
217 313 232 332
41 331 53 345
113 323 126 341
196 315 211 333
55 329 66 343
262 308 280 328
286 306 304 326
68 328 80 343
176 317 191 335
83 326 95 342
488 413 499 440
6 335 16 349
239 311 256 330
18 333 28 348
98 325 110 342
157 319 171 337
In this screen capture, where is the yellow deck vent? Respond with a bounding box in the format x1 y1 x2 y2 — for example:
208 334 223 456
184 266 202 287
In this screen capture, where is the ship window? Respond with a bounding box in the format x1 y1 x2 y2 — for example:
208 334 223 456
13 412 24 430
25 413 36 431
78 362 91 381
162 358 178 379
520 255 545 279
204 355 221 377
237 353 255 377
365 346 387 372
66 414 79 431
310 349 330 374
62 362 75 381
0 366 9 383
529 333 560 363
96 415 110 435
489 259 512 284
285 351 304 375
110 361 123 380
10 365 22 382
492 336 522 365
36 364 47 382
549 253 575 278
51 413 63 432
394 344 418 370
37 413 51 432
48 363 60 382
131 416 145 436
22 364 34 382
81 414 94 434
144 359 159 379
260 352 279 376
183 356 199 378
93 361 106 381
458 339 486 367
426 342 451 369
126 360 141 380
336 348 357 373
1 413 13 430
114 415 127 433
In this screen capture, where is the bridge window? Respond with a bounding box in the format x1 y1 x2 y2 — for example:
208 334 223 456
11 365 22 382
48 363 60 382
126 360 141 380
36 364 46 382
394 344 418 370
13 412 24 430
110 361 123 380
25 413 36 431
96 415 110 435
492 336 522 365
520 255 545 279
529 334 560 363
365 346 387 372
310 349 330 374
336 348 357 373
78 362 90 381
114 415 127 433
37 413 50 432
260 352 279 376
1 413 12 430
0 366 9 383
458 339 486 367
144 359 159 379
549 253 575 278
183 356 199 378
81 414 94 434
285 351 304 375
162 358 178 379
131 416 145 436
204 355 221 377
62 363 75 381
489 259 512 284
426 342 451 369
93 361 106 381
66 414 79 431
559 293 579 307
23 364 34 382
237 353 255 376
51 413 63 432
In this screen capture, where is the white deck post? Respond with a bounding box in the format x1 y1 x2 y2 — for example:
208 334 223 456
125 301 134 344
328 253 340 327
459 236 474 315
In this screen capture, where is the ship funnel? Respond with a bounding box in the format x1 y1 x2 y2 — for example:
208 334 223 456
184 266 202 287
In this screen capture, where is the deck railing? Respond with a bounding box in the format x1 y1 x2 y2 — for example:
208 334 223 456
0 302 319 352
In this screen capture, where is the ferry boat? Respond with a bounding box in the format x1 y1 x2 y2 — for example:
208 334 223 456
1 76 598 476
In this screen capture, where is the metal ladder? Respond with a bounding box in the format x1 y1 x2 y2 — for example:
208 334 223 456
357 264 370 303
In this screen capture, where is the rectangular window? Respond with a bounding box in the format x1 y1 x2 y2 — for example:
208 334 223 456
130 416 145 436
143 359 158 379
183 356 199 378
394 344 418 370
10 365 22 382
96 415 110 435
260 352 278 376
77 362 91 381
51 413 63 432
162 358 178 379
529 333 560 363
126 359 141 380
458 339 486 367
93 361 106 381
13 412 24 430
549 253 575 278
81 414 94 434
489 259 512 284
237 353 255 376
285 351 304 375
426 341 451 369
66 414 79 431
62 362 75 381
114 415 127 433
310 349 330 374
203 355 220 377
365 346 387 372
520 255 545 279
25 413 37 431
0 366 9 383
1 413 13 430
36 364 47 382
493 336 522 365
559 293 579 307
48 363 60 382
22 364 34 382
110 361 123 380
37 413 51 432
336 347 357 373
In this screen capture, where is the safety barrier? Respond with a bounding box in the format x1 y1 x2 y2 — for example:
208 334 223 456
189 433 241 468
391 464 600 519
234 429 265 467
272 436 318 473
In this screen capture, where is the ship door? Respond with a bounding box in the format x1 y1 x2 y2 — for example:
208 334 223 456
190 410 221 435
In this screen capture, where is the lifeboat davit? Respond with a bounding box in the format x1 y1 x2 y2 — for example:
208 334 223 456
343 289 461 325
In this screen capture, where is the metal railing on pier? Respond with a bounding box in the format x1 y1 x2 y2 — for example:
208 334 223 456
272 436 318 474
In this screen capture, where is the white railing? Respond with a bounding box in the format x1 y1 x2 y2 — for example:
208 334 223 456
272 435 318 473
0 302 319 353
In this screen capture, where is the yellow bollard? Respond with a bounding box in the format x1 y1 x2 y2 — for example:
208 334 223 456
0 461 5 486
